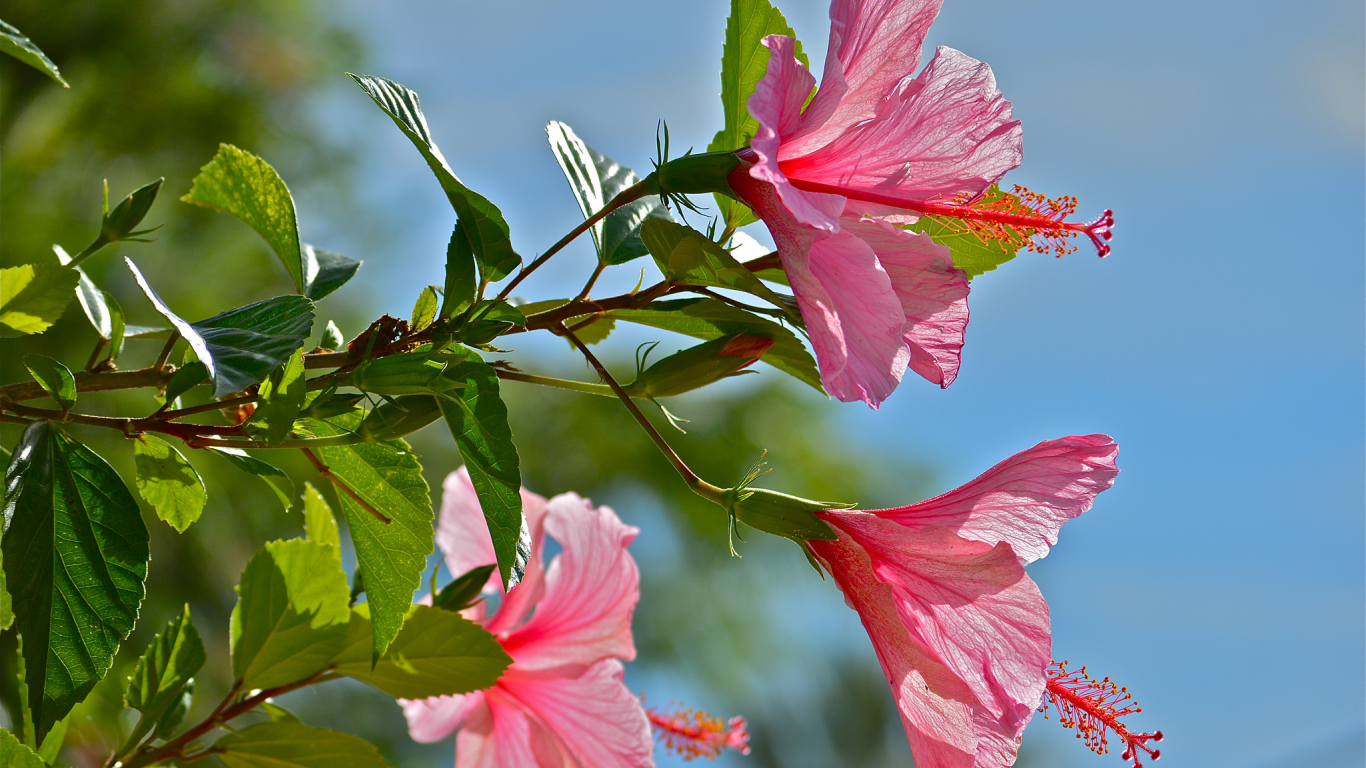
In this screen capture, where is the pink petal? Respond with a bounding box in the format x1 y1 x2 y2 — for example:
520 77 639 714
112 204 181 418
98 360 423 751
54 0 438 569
500 494 640 673
808 527 978 768
826 512 1050 725
972 705 1027 768
454 690 565 768
402 691 483 744
785 47 1022 205
437 468 550 595
841 214 969 387
876 435 1119 564
498 660 654 768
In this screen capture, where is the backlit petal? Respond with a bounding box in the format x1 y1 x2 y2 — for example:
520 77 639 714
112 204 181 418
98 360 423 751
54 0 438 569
499 660 654 768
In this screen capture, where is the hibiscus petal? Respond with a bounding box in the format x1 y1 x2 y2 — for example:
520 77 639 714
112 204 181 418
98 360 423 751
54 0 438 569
498 660 654 768
438 468 550 597
499 494 640 672
876 435 1119 563
808 527 978 768
972 704 1028 768
842 214 969 387
402 691 483 744
454 690 566 768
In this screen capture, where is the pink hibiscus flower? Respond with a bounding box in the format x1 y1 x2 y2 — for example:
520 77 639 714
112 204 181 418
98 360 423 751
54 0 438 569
806 434 1120 767
402 468 653 768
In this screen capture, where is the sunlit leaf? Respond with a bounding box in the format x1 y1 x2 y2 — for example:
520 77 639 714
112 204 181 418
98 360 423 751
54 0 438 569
0 262 79 337
641 219 794 318
133 435 208 532
302 483 340 548
903 185 1026 278
302 243 362 301
330 603 509 699
125 605 206 741
0 728 44 768
214 720 390 768
410 285 439 333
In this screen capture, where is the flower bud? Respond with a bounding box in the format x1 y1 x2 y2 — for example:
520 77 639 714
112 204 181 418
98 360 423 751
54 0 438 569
355 395 444 442
346 351 448 394
102 178 163 242
627 333 774 400
725 487 842 543
652 150 742 198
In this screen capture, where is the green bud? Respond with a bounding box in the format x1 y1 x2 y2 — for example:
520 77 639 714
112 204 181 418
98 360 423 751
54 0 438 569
726 487 844 544
347 351 448 394
626 333 774 400
455 299 526 346
653 150 741 197
355 395 444 441
432 564 497 612
102 178 164 242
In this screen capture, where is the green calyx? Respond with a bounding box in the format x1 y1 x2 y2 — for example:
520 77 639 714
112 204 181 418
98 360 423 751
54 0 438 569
650 150 741 199
626 333 773 401
715 454 850 569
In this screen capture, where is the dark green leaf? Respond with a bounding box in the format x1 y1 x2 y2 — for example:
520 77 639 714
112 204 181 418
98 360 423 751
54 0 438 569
152 680 193 739
125 605 206 741
904 185 1025 278
458 300 525 346
320 320 345 351
0 19 67 87
299 391 364 420
302 483 340 548
204 448 294 512
432 564 497 612
102 179 164 242
0 729 44 768
330 603 509 699
706 0 807 228
2 421 150 740
410 285 439 333
610 297 823 393
312 417 433 661
214 720 390 768
252 348 307 445
545 121 672 265
349 74 520 283
23 355 76 412
133 435 207 532
640 219 793 317
54 245 114 340
354 395 444 442
126 257 315 397
302 244 362 301
162 362 209 405
435 347 527 591
230 539 351 690
182 144 305 293
0 262 79 337
441 224 477 319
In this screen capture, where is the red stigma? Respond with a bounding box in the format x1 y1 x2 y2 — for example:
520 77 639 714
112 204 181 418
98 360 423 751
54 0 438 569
1040 661 1163 767
645 701 752 760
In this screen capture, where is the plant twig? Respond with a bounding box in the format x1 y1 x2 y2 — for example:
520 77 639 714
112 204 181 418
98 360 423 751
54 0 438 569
495 369 617 398
152 331 181 372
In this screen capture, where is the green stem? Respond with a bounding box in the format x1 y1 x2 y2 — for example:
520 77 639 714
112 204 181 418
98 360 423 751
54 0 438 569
152 332 180 372
495 369 617 398
66 235 111 271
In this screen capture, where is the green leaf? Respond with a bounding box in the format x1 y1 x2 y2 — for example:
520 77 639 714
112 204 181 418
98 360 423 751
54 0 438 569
215 721 390 768
320 320 346 351
640 218 793 316
302 483 340 548
162 362 209 405
904 185 1025 278
152 680 193 739
610 297 823 393
435 347 527 591
105 291 127 359
37 715 67 764
312 417 433 661
204 448 295 512
133 435 207 533
261 699 302 724
125 605 206 739
0 729 45 768
0 546 11 632
330 603 509 699
253 348 307 445
0 19 67 87
410 285 439 333
0 262 80 337
126 258 315 397
349 74 520 283
101 178 164 243
706 0 806 228
182 144 304 293
442 224 478 319
545 121 672 265
23 355 76 412
568 314 615 346
302 244 362 301
2 421 150 741
230 539 351 690
14 635 34 748
54 244 115 340
458 300 526 346
432 564 497 613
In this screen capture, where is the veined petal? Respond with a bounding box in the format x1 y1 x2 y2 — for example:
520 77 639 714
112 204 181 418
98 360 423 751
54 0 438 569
808 526 978 768
438 468 550 599
500 494 640 672
842 214 969 387
403 691 483 744
455 689 566 768
498 660 654 768
876 435 1119 564
972 705 1028 768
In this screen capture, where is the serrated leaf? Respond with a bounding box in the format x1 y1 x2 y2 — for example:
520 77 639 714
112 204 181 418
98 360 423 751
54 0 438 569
125 605 205 739
302 483 340 548
0 729 44 768
329 603 509 699
302 244 362 301
349 74 520 283
435 347 527 591
567 315 615 346
611 297 823 393
0 19 67 87
182 144 304 293
640 219 794 317
2 421 150 741
23 355 76 412
904 185 1025 278
126 258 315 397
37 715 67 764
152 681 193 739
253 348 307 445
205 448 294 512
410 285 439 333
215 720 390 768
0 262 79 337
133 435 207 532
546 121 672 265
707 0 807 228
312 417 433 662
230 539 351 691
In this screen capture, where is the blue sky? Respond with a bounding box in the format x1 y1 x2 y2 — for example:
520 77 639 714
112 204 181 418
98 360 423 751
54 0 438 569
315 1 1365 765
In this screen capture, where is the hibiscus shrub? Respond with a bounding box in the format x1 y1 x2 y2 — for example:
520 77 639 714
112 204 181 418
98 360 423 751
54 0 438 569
0 2 1158 767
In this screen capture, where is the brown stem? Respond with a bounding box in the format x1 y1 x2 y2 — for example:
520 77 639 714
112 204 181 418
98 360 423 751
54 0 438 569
0 366 179 403
575 261 608 301
152 332 181 372
84 337 109 372
0 401 243 442
301 446 391 524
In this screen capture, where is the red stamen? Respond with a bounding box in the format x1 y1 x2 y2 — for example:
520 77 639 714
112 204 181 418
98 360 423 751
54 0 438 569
1040 661 1163 767
646 701 752 760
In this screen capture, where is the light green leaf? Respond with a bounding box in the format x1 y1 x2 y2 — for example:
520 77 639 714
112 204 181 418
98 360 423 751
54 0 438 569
312 417 433 661
330 604 509 699
125 605 206 742
0 19 67 87
205 447 295 512
182 144 304 293
546 121 672 265
126 258 315 397
105 291 127 359
215 721 390 768
261 700 302 724
302 483 340 548
2 421 150 741
458 300 526 347
349 74 520 283
23 355 76 412
567 315 615 346
302 244 362 301
611 297 823 393
133 435 207 532
640 219 794 317
442 224 478 319
0 729 45 768
0 546 11 631
904 185 1026 278
0 262 80 337
37 715 67 764
436 347 527 591
253 348 307 445
230 539 351 690
707 0 807 228
410 285 439 333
